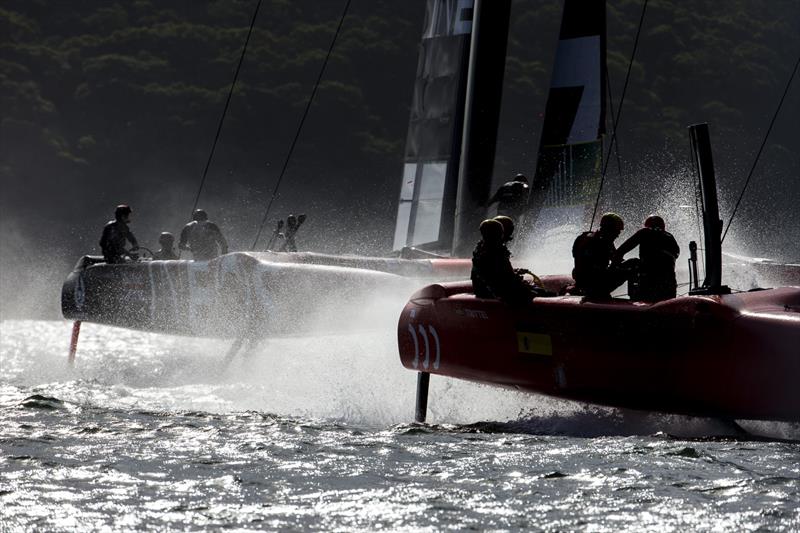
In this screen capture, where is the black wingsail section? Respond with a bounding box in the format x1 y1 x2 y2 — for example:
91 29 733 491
523 0 606 253
451 0 512 257
392 0 475 252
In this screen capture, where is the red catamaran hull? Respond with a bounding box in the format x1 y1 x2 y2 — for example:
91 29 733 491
398 280 800 422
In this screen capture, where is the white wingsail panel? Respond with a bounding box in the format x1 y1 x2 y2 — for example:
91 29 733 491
393 161 450 250
392 0 474 252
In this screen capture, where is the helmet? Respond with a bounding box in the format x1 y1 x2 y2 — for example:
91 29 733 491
479 219 504 244
158 232 175 245
514 173 528 183
644 215 665 230
493 215 515 241
192 209 208 221
599 212 624 233
114 205 132 220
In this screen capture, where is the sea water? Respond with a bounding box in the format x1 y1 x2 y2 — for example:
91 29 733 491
1 320 799 531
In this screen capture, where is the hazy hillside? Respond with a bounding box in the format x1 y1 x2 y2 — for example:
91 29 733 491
1 0 798 317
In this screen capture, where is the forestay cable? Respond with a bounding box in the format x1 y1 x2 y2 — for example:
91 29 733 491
589 0 649 229
721 52 800 244
191 0 263 216
251 0 353 250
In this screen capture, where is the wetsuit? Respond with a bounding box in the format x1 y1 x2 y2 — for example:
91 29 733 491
488 180 529 221
277 217 305 252
572 231 632 298
615 228 680 301
471 242 534 306
99 220 138 263
278 230 298 253
179 221 228 261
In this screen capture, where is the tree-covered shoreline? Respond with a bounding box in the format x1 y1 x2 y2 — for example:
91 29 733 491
1 0 798 318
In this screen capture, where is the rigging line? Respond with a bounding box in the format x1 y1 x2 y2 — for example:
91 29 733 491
589 0 649 230
191 0 263 216
721 52 800 244
251 0 352 250
605 63 623 178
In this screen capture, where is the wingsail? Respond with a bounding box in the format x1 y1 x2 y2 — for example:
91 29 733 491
393 0 512 255
392 0 474 252
524 0 607 253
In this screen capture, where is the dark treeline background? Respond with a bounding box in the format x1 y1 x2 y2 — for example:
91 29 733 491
1 0 799 318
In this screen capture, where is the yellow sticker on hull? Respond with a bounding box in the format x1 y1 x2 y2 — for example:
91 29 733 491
517 332 553 356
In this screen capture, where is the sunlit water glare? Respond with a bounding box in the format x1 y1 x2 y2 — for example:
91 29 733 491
1 320 799 531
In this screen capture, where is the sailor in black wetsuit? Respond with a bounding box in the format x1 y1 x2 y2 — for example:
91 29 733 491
277 214 306 252
99 205 139 263
613 215 680 301
494 215 546 290
153 232 178 260
488 173 530 222
471 219 536 306
572 212 635 298
179 209 228 261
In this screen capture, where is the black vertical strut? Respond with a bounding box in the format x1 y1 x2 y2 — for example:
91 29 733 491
688 123 729 295
415 372 431 423
451 0 512 257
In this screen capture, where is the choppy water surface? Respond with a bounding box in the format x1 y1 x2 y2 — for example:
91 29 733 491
1 320 799 531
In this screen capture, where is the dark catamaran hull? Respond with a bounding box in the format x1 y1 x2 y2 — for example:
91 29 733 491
62 252 471 338
398 281 800 422
60 0 502 340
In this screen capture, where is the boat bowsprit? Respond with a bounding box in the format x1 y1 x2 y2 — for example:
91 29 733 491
398 281 800 423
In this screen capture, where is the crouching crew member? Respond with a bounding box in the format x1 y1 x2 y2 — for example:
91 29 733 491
572 212 636 298
100 204 139 263
179 209 228 260
472 219 539 306
488 173 530 222
613 215 680 301
153 232 178 260
493 215 545 289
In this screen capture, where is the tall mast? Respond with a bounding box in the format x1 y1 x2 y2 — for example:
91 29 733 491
451 0 512 257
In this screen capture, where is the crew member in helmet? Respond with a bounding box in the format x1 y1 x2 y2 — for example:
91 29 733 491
471 219 537 306
179 209 228 260
153 232 178 260
487 173 530 221
613 215 680 301
493 215 516 247
571 212 635 298
494 215 545 290
99 204 139 263
277 213 306 252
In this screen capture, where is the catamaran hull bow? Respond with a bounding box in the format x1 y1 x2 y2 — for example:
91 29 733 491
398 282 800 422
62 252 469 338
